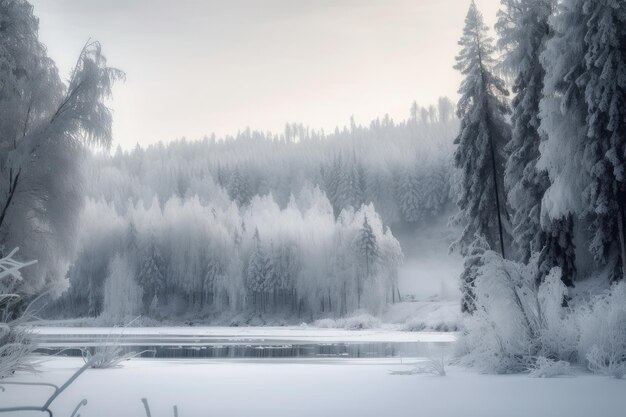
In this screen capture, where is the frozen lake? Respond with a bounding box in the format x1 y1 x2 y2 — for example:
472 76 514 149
31 326 456 359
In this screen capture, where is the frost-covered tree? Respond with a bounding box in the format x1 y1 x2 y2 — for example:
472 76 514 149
453 1 511 258
247 229 268 310
538 0 626 280
498 0 552 261
398 164 422 223
438 97 455 124
579 0 626 279
497 0 576 285
0 0 123 297
355 215 379 308
137 240 166 314
101 254 142 323
228 167 252 207
459 236 490 313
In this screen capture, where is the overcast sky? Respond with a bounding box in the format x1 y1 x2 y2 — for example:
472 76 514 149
30 0 501 148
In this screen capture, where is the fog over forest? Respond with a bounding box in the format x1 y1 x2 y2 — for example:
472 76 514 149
49 102 459 322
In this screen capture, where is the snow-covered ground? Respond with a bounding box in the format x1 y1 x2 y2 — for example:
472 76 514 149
3 356 625 417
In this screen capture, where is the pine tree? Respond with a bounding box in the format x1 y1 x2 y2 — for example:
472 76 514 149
204 258 224 305
453 1 511 258
335 154 364 211
323 155 342 215
497 0 576 285
247 229 267 309
539 0 604 284
355 215 379 308
398 164 422 223
579 0 626 279
137 241 166 313
498 0 552 261
460 236 490 313
229 167 252 207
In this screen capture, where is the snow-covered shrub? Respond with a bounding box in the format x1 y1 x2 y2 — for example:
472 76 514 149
313 313 381 330
343 313 381 330
0 248 38 379
527 357 572 378
313 318 339 328
458 250 575 373
401 317 458 332
578 282 626 378
536 269 577 361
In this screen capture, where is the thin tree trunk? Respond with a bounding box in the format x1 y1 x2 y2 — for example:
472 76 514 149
0 168 21 231
487 120 506 259
618 198 626 281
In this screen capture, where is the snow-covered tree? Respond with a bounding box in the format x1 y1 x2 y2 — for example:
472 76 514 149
452 1 511 259
579 0 626 279
247 229 268 310
459 236 490 313
0 248 38 379
398 164 422 223
497 0 576 285
228 167 252 207
355 215 379 308
101 254 142 323
538 0 626 280
0 0 123 297
498 0 553 261
137 240 166 314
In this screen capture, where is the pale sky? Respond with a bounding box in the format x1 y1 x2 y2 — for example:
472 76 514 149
30 0 501 148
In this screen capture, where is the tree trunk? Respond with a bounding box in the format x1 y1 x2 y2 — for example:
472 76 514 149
486 118 506 259
618 198 626 281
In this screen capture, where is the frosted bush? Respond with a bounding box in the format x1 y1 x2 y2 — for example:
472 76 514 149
457 251 537 373
579 282 626 378
536 268 577 361
458 249 576 373
313 318 340 328
312 313 381 330
0 249 38 379
527 357 572 378
343 313 380 330
401 318 458 332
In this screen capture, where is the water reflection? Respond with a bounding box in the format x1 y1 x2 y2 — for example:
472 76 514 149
37 341 450 359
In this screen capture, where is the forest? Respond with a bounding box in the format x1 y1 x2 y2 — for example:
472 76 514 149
49 103 457 321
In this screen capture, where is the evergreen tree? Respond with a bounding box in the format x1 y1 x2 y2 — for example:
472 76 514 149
355 215 379 308
204 258 224 305
137 241 166 313
229 167 252 207
247 229 267 309
497 0 576 285
498 0 552 261
438 97 455 124
460 235 490 313
580 0 626 279
335 154 364 211
398 164 422 223
453 1 511 258
538 0 595 284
